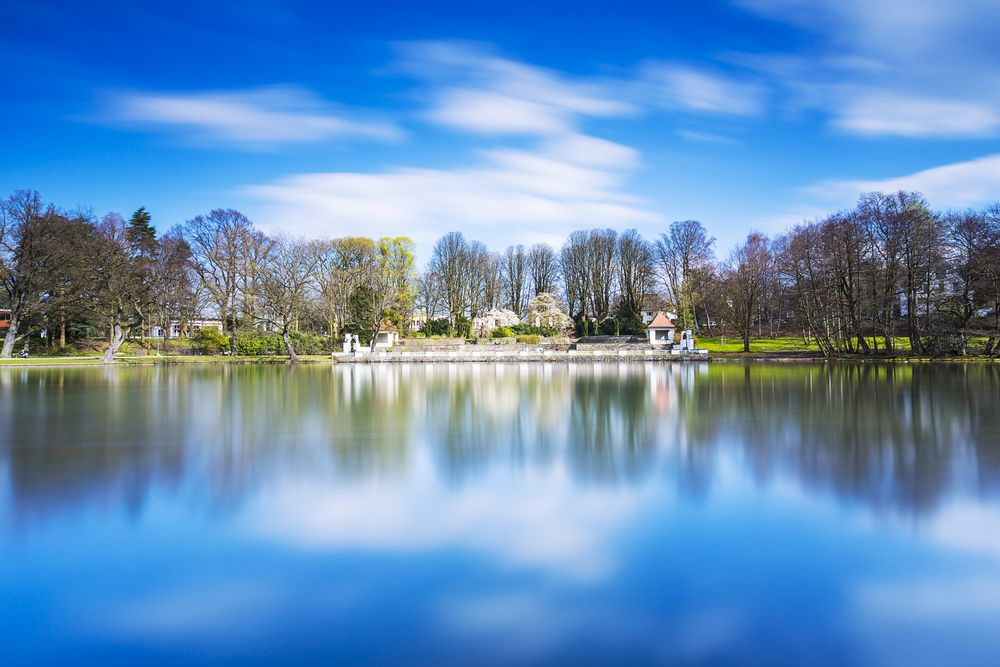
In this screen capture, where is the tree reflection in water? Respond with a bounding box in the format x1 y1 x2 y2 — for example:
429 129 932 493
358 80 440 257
2 362 999 524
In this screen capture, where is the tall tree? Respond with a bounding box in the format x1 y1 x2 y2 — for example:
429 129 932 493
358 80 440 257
722 232 773 352
183 209 255 351
427 232 470 328
259 236 316 361
655 220 715 330
0 190 50 357
91 213 149 362
586 229 618 322
616 229 653 329
527 243 559 296
500 244 529 316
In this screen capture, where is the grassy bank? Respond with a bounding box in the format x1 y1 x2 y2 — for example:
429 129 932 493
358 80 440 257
0 354 336 367
697 336 913 354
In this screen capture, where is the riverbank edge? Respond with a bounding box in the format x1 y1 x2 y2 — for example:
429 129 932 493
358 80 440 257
1 351 999 367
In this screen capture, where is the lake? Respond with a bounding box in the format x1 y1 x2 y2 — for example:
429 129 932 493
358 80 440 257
2 362 1000 665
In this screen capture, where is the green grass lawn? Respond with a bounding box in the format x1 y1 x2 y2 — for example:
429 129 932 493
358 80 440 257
697 336 912 353
0 357 103 365
0 354 338 366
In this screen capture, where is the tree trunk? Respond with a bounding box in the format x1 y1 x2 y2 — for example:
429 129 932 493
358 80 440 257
281 329 298 362
59 318 66 348
369 325 381 352
1 314 19 358
103 321 126 363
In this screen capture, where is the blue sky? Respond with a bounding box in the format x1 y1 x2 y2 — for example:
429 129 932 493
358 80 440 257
2 0 999 256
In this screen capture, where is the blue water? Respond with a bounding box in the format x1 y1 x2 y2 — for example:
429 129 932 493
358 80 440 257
2 362 999 665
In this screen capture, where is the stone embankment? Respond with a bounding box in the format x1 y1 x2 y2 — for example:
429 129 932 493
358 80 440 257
334 345 707 363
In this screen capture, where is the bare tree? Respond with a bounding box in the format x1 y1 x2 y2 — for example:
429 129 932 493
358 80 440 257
427 232 470 327
586 229 618 321
500 244 529 316
722 232 773 352
527 243 559 296
616 229 653 328
258 236 316 361
655 220 715 330
183 209 255 351
560 231 590 320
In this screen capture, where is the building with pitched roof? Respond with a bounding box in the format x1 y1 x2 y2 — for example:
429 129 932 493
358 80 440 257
646 312 676 345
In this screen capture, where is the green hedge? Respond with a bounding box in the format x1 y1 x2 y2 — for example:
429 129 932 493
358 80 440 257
233 331 325 356
191 328 229 354
516 334 542 344
492 326 514 338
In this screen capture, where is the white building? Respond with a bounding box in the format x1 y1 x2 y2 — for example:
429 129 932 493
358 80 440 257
646 312 676 345
372 322 400 348
641 308 679 326
150 319 224 338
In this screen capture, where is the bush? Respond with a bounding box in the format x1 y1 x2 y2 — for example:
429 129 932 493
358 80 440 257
511 323 560 337
190 327 229 355
617 316 645 336
423 318 451 336
288 331 324 355
599 318 620 336
516 334 542 344
234 332 283 356
492 326 514 339
410 332 426 339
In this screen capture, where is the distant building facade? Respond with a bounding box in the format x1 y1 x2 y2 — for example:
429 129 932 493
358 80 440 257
150 319 224 338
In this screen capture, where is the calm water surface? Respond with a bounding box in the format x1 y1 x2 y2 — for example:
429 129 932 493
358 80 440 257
2 362 1000 665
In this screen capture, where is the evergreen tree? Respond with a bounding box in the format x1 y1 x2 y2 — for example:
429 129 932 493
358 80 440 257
126 206 157 257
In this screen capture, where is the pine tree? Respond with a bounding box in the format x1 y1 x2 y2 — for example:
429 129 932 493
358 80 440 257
126 206 157 257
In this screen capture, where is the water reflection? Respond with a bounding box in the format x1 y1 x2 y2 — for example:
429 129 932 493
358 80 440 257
2 362 1000 665
3 362 998 522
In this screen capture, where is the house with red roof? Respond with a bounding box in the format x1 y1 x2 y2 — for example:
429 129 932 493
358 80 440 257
646 311 676 346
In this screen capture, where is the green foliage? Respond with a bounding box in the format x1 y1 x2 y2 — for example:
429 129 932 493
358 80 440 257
455 316 472 339
617 316 644 336
234 332 283 356
190 327 229 355
511 323 560 337
126 206 157 255
410 332 426 339
423 318 451 336
289 331 325 355
492 326 514 339
516 334 542 344
599 318 620 336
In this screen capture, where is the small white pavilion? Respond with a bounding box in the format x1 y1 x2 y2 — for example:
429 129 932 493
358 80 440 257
373 321 400 349
646 312 676 345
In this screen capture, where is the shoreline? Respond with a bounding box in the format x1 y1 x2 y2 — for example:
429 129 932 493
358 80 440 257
1 351 999 368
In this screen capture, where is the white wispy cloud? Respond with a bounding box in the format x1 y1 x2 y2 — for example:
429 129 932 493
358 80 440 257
107 86 401 147
732 0 1000 138
244 133 657 249
831 93 1000 138
398 41 635 137
636 63 765 117
807 153 1000 209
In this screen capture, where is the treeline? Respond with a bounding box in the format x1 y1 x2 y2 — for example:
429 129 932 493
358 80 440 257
3 188 999 359
0 191 417 359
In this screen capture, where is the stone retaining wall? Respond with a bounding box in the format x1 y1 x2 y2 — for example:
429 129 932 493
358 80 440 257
333 349 707 363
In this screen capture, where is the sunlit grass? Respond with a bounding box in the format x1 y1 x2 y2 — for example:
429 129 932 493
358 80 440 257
697 336 912 353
